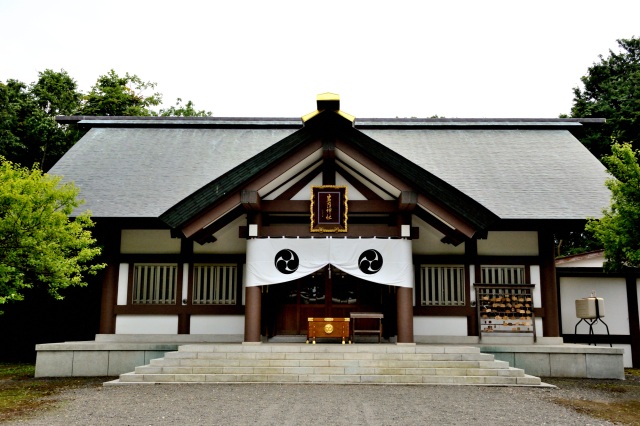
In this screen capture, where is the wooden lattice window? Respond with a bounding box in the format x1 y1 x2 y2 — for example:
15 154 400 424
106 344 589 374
132 264 177 304
420 265 466 306
480 266 526 285
192 264 237 305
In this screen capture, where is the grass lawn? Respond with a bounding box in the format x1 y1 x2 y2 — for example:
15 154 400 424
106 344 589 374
0 363 106 422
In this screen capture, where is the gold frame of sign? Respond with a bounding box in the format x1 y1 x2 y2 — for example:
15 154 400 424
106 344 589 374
310 185 348 233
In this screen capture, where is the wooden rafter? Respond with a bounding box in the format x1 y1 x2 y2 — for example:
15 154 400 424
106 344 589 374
335 164 383 200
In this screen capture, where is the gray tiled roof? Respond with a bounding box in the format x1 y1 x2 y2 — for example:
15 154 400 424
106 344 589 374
50 127 297 217
49 119 611 222
360 128 610 220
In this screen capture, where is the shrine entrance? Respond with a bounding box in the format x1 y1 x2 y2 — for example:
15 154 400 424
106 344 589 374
262 265 396 338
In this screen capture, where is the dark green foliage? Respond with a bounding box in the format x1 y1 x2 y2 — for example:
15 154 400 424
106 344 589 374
158 98 212 117
571 37 640 159
79 69 161 116
586 143 640 272
1 69 212 169
0 70 82 170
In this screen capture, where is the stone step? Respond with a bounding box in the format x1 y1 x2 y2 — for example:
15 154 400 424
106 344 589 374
161 352 496 362
141 360 511 372
174 344 484 354
117 372 541 386
111 344 545 387
134 365 525 377
149 358 502 368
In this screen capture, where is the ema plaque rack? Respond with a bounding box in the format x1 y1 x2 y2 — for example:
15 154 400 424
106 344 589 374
474 284 536 342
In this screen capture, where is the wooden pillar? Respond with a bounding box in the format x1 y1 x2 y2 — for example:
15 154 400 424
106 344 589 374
539 231 560 337
244 286 262 342
99 262 118 334
98 225 120 334
396 286 414 343
178 238 192 334
466 238 478 336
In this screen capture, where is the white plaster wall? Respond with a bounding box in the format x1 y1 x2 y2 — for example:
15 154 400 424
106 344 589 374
115 315 179 334
193 215 247 254
291 174 323 200
411 216 465 255
181 263 189 305
336 174 365 200
337 151 401 198
260 153 321 199
190 315 245 334
535 317 544 337
469 265 476 302
559 277 629 335
477 231 538 256
530 265 542 308
242 264 246 306
121 230 180 254
116 263 129 305
290 173 367 200
414 316 468 336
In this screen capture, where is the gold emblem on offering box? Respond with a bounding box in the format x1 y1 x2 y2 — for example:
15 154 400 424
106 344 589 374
324 324 334 334
310 185 348 233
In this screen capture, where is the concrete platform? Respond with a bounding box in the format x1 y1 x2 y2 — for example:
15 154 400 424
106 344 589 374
34 334 625 380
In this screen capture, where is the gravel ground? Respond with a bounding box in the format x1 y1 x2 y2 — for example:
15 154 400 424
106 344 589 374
3 382 618 426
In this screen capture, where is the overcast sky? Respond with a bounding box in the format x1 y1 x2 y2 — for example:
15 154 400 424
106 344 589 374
1 0 638 119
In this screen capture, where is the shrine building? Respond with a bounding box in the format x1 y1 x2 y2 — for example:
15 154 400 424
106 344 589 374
35 93 627 379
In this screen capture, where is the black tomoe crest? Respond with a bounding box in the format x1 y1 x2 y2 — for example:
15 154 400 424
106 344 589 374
274 249 299 274
358 249 383 274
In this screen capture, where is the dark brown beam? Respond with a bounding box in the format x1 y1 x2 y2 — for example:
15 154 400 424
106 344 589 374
275 165 322 201
322 140 336 185
398 191 417 211
182 140 322 237
260 223 401 237
260 199 398 214
335 164 383 200
416 194 476 238
190 204 245 244
336 139 478 237
414 207 467 246
241 190 261 211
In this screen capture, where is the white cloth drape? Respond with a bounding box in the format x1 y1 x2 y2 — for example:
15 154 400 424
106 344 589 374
245 237 414 288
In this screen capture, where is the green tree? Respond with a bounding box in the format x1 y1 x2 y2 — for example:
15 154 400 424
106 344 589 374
586 143 640 272
80 69 162 116
158 98 212 117
2 69 214 169
571 37 640 159
0 70 82 170
0 157 105 312
32 69 82 116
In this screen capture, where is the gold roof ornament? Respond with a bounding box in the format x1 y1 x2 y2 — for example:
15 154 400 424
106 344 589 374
302 93 355 123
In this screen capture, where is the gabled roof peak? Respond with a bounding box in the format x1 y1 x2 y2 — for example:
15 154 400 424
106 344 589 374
302 93 355 124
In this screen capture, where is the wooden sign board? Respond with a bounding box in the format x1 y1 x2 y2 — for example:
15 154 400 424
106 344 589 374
310 185 348 233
